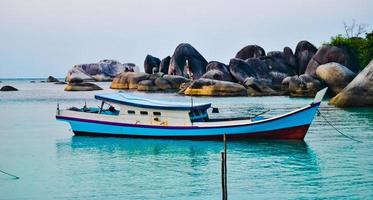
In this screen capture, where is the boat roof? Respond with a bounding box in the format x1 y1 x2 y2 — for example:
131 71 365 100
95 93 211 111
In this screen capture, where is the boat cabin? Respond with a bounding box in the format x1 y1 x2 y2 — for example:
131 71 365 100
66 93 211 126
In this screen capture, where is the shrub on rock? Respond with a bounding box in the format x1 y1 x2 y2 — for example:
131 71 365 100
306 45 359 77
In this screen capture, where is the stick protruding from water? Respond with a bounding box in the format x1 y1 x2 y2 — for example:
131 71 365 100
0 169 20 179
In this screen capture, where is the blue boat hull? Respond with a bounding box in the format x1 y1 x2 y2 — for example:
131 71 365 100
56 103 320 140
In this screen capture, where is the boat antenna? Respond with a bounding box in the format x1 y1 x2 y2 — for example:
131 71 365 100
187 62 195 125
187 62 194 109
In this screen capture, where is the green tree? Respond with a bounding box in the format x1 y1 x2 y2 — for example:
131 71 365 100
330 31 373 70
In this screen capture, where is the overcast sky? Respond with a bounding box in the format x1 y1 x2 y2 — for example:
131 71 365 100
0 0 372 78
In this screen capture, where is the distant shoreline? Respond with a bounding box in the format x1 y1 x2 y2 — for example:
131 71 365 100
0 78 64 81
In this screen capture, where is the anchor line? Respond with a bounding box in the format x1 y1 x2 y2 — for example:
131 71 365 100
0 169 19 179
317 109 363 143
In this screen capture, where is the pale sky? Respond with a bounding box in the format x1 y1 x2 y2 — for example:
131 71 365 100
0 0 372 78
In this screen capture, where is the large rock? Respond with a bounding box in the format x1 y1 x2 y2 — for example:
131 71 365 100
154 77 173 90
228 58 270 84
64 82 103 91
244 77 281 96
201 61 232 81
162 74 189 88
110 72 150 89
168 43 208 79
305 45 359 77
263 51 297 76
316 62 356 95
137 80 159 91
184 78 247 96
294 41 318 75
283 47 298 70
110 72 188 91
144 55 161 74
69 77 84 83
269 71 290 90
1 85 18 91
330 60 373 107
235 45 265 60
159 56 171 74
66 59 139 82
229 58 284 95
47 76 59 82
283 74 323 97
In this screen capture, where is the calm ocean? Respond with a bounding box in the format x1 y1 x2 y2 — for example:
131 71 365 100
0 79 372 199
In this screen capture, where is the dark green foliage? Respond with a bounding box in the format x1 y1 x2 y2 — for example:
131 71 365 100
329 31 373 70
362 32 373 67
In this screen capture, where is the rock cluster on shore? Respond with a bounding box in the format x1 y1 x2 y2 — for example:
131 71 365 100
63 40 372 107
109 41 362 98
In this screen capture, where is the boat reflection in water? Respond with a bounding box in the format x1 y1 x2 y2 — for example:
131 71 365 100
55 137 321 199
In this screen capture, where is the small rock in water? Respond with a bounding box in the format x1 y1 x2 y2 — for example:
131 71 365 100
30 81 36 83
1 85 18 91
47 76 59 82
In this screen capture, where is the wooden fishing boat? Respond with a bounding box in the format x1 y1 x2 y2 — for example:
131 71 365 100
56 88 327 140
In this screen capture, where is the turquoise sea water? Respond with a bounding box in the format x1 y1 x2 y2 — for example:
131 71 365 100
0 80 372 199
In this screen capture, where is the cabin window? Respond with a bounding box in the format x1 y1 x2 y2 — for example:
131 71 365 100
140 111 148 115
189 109 208 122
153 112 161 116
128 110 135 114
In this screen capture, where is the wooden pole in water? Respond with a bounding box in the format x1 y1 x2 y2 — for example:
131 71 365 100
224 134 227 200
221 134 228 200
221 152 226 200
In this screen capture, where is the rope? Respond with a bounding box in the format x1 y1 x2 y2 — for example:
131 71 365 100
0 169 19 179
317 109 363 143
